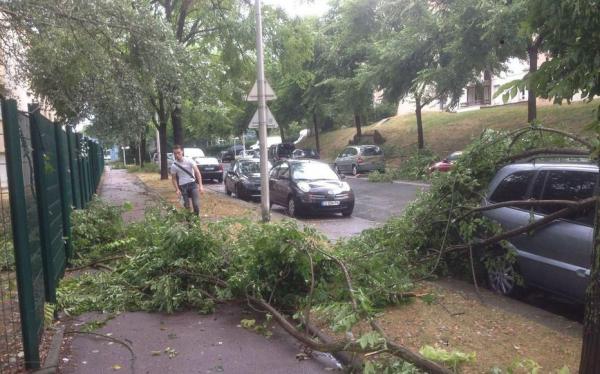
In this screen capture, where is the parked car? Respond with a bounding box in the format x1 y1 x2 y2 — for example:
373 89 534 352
269 159 354 217
183 147 205 159
292 148 320 159
220 144 245 162
333 145 385 176
428 151 463 173
193 157 224 183
224 159 271 200
152 152 174 169
268 142 295 162
235 149 256 160
481 161 596 303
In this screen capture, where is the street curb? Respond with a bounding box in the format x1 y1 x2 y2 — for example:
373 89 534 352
32 325 65 374
391 180 430 188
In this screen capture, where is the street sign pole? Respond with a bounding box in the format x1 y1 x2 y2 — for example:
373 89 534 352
255 0 270 222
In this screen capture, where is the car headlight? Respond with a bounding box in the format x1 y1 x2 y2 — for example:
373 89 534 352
297 181 311 192
340 182 350 191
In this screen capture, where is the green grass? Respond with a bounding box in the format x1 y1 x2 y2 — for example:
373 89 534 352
299 100 599 166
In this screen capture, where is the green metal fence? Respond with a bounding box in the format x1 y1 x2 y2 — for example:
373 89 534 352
0 99 104 370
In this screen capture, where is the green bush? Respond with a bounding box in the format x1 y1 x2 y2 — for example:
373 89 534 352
71 197 128 265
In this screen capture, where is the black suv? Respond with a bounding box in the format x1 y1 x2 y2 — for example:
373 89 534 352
220 144 245 162
268 143 295 162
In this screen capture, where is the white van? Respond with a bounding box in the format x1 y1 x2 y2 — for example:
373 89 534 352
183 148 205 158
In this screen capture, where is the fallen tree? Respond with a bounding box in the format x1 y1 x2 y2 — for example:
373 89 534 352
61 124 598 372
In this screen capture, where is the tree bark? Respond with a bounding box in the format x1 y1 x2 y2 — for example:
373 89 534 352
415 96 424 149
354 112 362 138
159 121 168 179
140 128 146 167
172 103 183 146
579 159 600 373
158 96 169 180
313 110 320 154
527 42 539 123
279 125 286 143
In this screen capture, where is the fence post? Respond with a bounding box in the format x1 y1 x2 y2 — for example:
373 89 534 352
2 99 42 369
54 124 73 261
75 134 87 207
66 126 82 209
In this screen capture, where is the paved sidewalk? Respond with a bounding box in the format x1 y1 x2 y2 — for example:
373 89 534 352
62 168 339 373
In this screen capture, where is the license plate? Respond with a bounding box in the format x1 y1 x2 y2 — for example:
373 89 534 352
204 167 214 171
322 201 340 206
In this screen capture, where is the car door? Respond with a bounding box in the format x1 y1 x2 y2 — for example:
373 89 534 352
484 170 539 284
339 148 353 171
269 164 283 205
225 161 237 191
271 162 291 205
524 169 595 302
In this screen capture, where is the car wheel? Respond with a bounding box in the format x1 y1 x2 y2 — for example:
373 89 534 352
334 164 341 174
287 197 299 218
351 165 358 176
342 208 353 217
486 253 522 296
218 176 223 183
235 184 244 200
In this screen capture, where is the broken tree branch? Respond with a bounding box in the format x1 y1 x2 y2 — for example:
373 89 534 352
500 147 590 164
508 127 593 151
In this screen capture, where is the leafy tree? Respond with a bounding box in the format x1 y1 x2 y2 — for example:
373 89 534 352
316 0 378 138
262 7 315 142
371 0 446 149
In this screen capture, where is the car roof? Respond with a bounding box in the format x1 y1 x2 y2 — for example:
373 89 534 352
194 157 218 162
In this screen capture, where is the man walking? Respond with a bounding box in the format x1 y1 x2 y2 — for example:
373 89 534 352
171 145 204 215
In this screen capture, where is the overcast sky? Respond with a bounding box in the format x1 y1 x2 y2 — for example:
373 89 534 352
261 0 330 18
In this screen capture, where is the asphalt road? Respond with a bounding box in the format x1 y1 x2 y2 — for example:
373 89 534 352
203 167 427 240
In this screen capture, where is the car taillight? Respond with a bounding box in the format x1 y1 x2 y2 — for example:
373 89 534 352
357 157 364 164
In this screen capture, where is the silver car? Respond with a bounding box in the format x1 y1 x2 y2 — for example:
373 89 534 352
482 162 596 303
333 145 385 176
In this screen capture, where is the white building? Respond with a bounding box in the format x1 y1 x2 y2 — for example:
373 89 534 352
395 57 556 115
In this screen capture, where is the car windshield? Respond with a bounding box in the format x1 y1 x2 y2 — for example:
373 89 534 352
291 162 338 181
240 162 260 174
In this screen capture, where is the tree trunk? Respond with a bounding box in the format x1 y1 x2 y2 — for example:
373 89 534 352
579 160 600 373
279 125 286 143
527 43 538 123
415 97 424 150
159 121 168 179
354 112 362 138
172 104 184 146
140 128 146 167
313 110 320 154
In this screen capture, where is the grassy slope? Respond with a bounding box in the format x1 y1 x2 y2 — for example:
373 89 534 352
299 101 598 167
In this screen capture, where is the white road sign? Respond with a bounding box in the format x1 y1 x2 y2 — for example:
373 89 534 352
248 106 279 128
246 80 277 101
